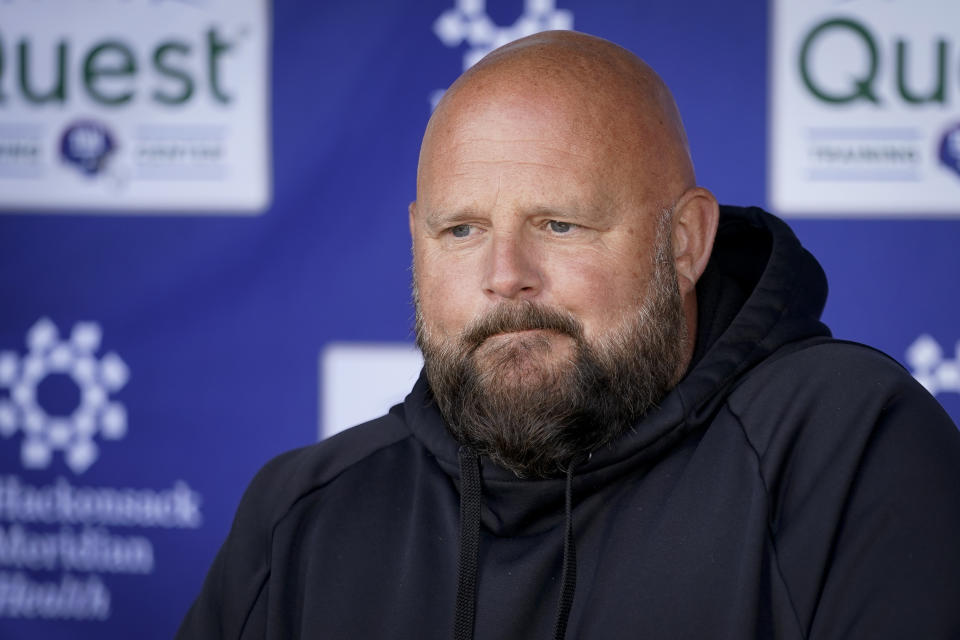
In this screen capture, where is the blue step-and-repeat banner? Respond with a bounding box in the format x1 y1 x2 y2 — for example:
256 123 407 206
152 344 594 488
1 0 958 637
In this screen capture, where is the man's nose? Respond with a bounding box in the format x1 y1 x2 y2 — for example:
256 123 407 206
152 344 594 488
481 233 543 300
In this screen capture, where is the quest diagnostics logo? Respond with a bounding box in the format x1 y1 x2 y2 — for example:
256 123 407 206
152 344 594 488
0 318 129 474
430 0 573 108
0 0 271 213
797 16 956 107
770 1 960 215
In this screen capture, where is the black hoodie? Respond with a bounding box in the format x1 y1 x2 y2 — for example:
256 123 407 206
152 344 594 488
178 206 960 639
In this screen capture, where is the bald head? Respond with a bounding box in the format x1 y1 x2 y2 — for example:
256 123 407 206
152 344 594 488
419 30 696 207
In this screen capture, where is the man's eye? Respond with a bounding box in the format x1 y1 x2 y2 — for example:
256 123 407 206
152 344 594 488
450 224 472 238
548 220 574 233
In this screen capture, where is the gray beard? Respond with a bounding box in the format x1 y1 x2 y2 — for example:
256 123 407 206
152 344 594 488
414 217 688 479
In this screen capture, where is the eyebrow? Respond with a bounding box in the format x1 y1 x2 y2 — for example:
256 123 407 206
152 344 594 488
424 204 604 230
423 208 479 231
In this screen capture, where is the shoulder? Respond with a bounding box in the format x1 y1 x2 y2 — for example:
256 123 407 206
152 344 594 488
724 342 960 634
239 406 413 526
724 339 958 509
228 407 415 569
733 339 917 402
175 408 416 638
727 339 949 444
722 337 960 521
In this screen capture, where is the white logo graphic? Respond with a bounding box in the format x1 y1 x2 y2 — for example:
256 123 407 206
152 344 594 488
0 318 130 474
906 334 960 396
431 0 573 107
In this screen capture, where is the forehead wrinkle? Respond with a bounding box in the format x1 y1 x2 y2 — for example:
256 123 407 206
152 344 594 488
430 141 597 183
442 135 594 161
449 159 578 172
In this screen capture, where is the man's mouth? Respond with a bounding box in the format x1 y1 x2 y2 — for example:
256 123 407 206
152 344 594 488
484 328 565 341
491 329 551 337
478 329 572 352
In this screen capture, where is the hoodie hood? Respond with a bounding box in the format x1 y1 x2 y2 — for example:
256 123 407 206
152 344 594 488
402 205 831 536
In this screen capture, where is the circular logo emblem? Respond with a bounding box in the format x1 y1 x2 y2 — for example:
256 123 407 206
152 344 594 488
60 120 116 177
939 123 960 179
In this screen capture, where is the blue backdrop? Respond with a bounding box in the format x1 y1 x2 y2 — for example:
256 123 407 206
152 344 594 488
1 1 957 638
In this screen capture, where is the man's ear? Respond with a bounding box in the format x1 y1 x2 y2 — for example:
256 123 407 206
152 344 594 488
409 201 418 238
671 187 719 296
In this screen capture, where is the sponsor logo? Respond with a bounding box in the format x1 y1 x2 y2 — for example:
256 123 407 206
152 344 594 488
0 0 270 212
0 27 237 109
0 319 129 474
0 476 202 620
0 319 204 622
798 16 954 108
770 1 960 214
430 0 573 108
906 334 960 396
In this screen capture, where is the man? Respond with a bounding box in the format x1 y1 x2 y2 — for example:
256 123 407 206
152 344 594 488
178 31 960 639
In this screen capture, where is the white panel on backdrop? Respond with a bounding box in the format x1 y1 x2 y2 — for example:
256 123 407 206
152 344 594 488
770 0 960 215
320 343 423 440
0 0 271 213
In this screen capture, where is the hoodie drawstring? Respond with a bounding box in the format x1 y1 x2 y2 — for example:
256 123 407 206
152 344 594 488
452 448 579 640
553 460 578 640
454 446 482 640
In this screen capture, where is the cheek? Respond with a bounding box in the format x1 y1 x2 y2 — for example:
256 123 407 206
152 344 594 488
415 251 480 335
549 254 652 331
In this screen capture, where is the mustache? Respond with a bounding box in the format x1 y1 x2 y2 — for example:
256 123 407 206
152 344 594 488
461 303 584 350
